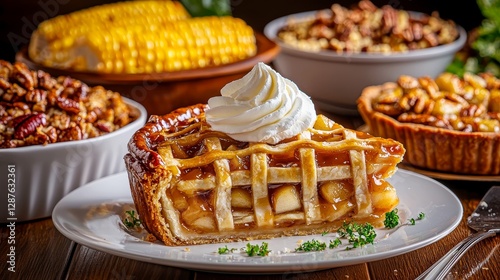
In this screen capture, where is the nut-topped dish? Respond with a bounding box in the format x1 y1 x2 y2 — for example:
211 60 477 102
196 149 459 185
125 63 405 246
358 72 500 175
0 60 147 222
276 0 459 54
0 61 138 148
263 0 466 115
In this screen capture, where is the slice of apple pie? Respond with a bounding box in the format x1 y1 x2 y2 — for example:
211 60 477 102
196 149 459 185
125 104 404 245
124 63 405 246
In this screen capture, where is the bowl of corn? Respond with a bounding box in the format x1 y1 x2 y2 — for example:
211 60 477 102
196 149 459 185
263 1 466 115
18 0 280 116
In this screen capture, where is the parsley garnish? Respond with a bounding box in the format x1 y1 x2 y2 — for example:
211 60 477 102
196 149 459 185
295 239 327 252
338 221 376 250
123 210 141 228
245 242 270 256
329 238 342 249
384 208 400 229
418 212 425 220
217 245 237 254
221 211 427 257
385 208 426 227
408 212 426 225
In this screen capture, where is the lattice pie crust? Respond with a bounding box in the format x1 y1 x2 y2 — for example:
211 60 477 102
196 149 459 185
125 104 405 245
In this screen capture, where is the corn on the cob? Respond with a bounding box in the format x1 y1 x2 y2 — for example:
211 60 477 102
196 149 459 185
28 1 257 74
84 16 256 73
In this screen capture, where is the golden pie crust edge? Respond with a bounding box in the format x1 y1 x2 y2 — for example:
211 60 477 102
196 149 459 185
125 104 209 245
357 84 500 175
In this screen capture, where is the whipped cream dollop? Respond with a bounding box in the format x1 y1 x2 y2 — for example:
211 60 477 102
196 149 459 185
206 62 316 144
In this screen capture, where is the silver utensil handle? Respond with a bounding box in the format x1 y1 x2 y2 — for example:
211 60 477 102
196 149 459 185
414 236 470 280
416 230 497 280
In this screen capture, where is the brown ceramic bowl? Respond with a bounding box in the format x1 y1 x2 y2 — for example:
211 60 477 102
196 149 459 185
16 32 280 116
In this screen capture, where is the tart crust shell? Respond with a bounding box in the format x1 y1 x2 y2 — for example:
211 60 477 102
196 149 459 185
358 84 500 175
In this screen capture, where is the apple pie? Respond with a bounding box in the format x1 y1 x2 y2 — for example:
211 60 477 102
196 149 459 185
124 104 405 246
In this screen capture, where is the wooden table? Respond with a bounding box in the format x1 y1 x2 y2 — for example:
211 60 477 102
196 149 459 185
1 113 499 280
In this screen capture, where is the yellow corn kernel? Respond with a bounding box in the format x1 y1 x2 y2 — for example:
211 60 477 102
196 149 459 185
29 1 257 74
29 0 190 70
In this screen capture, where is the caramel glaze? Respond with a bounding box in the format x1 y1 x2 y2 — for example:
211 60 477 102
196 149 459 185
127 104 209 171
170 178 395 234
169 148 396 234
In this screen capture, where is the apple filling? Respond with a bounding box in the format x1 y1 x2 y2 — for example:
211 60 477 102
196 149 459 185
157 115 403 234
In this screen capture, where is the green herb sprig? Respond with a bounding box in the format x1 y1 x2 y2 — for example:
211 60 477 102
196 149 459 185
417 212 426 220
245 242 270 257
408 212 426 225
329 238 342 249
217 245 237 254
338 222 376 250
384 208 400 229
123 210 141 228
295 239 327 252
218 210 426 257
384 209 426 227
446 0 500 76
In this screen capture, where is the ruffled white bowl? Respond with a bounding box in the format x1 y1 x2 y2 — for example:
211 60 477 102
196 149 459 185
0 98 147 222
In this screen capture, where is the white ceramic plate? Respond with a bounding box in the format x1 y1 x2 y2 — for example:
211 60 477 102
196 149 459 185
52 169 462 274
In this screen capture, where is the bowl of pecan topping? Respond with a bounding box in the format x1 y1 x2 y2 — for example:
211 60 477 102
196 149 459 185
357 72 500 175
264 0 466 115
0 60 147 222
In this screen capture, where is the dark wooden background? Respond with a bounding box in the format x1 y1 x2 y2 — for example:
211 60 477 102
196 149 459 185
0 0 484 63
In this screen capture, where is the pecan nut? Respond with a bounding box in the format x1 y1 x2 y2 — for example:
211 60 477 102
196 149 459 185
372 72 500 132
36 70 57 90
25 89 47 103
12 62 35 90
14 113 47 139
56 96 81 114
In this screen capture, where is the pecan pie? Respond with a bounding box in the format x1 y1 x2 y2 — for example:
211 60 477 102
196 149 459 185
124 104 405 246
358 72 500 175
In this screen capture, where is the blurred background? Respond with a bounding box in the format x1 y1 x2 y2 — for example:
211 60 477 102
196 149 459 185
0 0 484 62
